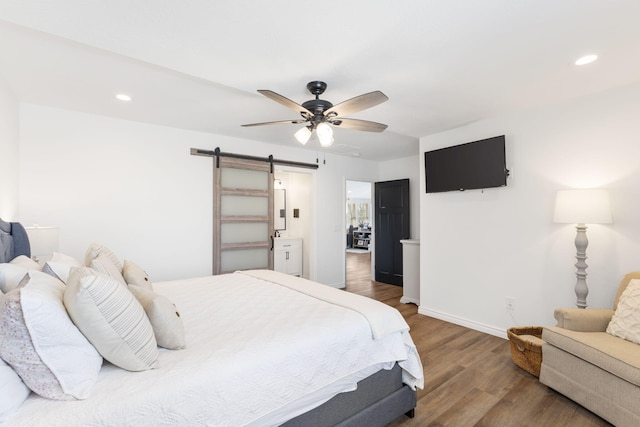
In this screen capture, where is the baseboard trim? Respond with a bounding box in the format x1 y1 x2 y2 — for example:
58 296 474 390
418 307 507 339
400 296 419 305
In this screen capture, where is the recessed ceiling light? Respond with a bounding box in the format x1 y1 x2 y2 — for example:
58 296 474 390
115 93 132 102
575 54 598 66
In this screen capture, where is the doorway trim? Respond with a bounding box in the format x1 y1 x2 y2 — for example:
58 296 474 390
274 165 318 282
344 178 375 287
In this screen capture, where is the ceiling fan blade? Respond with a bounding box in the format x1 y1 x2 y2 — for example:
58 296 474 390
331 118 388 132
324 91 388 117
241 119 308 127
258 90 313 116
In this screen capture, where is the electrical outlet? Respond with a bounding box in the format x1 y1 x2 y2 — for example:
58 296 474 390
506 297 515 311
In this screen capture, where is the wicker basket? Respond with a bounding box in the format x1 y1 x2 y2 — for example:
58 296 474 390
507 326 544 377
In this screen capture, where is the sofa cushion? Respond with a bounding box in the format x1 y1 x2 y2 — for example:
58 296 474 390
543 326 640 386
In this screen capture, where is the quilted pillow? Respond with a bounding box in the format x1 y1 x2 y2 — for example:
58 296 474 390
90 254 126 285
0 358 30 421
64 267 159 371
0 271 102 400
84 243 122 272
123 259 153 289
129 285 185 350
607 279 640 344
0 264 29 293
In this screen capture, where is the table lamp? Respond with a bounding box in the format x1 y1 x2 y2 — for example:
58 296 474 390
25 225 59 264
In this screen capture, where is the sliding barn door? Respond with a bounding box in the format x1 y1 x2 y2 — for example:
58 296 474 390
213 157 274 275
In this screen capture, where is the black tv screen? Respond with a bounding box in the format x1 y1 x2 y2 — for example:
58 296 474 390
424 135 508 193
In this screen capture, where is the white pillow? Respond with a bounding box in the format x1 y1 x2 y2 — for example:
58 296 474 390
9 255 41 270
84 243 122 272
0 264 29 293
129 285 186 350
42 253 83 284
90 254 126 285
42 262 71 283
51 252 82 266
607 279 640 344
0 358 30 422
123 259 153 289
64 267 159 371
0 271 102 400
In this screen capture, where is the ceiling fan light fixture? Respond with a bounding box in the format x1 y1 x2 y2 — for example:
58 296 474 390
316 123 334 147
294 126 312 145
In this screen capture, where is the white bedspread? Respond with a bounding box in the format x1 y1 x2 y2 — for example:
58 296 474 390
239 270 424 389
7 271 423 426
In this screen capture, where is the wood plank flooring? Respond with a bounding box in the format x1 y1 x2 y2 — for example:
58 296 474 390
345 251 612 427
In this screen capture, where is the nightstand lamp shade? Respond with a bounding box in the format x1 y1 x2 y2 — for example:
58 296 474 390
25 226 59 263
553 189 612 309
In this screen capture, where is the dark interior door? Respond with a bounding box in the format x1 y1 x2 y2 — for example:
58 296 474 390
374 179 410 286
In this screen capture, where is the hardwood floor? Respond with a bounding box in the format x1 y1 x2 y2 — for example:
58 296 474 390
345 251 611 427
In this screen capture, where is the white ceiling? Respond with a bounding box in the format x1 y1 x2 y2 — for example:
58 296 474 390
1 1 639 161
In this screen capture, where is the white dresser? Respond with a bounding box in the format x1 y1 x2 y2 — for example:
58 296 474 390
274 237 302 277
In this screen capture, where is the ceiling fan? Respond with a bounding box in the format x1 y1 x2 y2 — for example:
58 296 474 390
241 81 388 147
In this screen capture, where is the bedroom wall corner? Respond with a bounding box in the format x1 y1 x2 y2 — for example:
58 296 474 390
0 75 20 220
418 81 640 338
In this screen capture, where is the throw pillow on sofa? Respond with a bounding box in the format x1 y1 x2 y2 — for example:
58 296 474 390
606 278 640 345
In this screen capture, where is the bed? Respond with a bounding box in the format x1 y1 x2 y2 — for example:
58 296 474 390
0 218 423 426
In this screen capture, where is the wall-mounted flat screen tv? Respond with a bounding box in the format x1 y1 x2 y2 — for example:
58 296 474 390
424 135 508 193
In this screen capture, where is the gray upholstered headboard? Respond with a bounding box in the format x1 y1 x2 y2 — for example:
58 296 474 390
0 218 31 263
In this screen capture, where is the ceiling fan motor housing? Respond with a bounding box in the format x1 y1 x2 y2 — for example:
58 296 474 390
303 81 333 122
302 99 333 116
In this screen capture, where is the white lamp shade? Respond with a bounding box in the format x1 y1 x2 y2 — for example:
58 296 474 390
25 226 59 260
316 123 334 147
294 126 312 145
553 189 612 224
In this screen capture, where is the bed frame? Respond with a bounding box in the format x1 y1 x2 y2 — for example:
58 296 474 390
0 218 416 426
284 363 416 427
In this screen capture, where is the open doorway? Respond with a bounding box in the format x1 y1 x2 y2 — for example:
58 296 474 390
345 180 372 287
274 168 314 280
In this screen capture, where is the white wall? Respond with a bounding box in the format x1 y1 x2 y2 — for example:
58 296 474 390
18 104 213 280
419 81 640 337
17 103 381 285
0 76 19 220
324 155 380 287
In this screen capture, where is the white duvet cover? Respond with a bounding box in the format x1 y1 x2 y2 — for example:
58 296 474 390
7 271 423 427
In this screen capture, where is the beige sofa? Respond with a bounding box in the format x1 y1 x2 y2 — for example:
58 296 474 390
540 272 640 427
